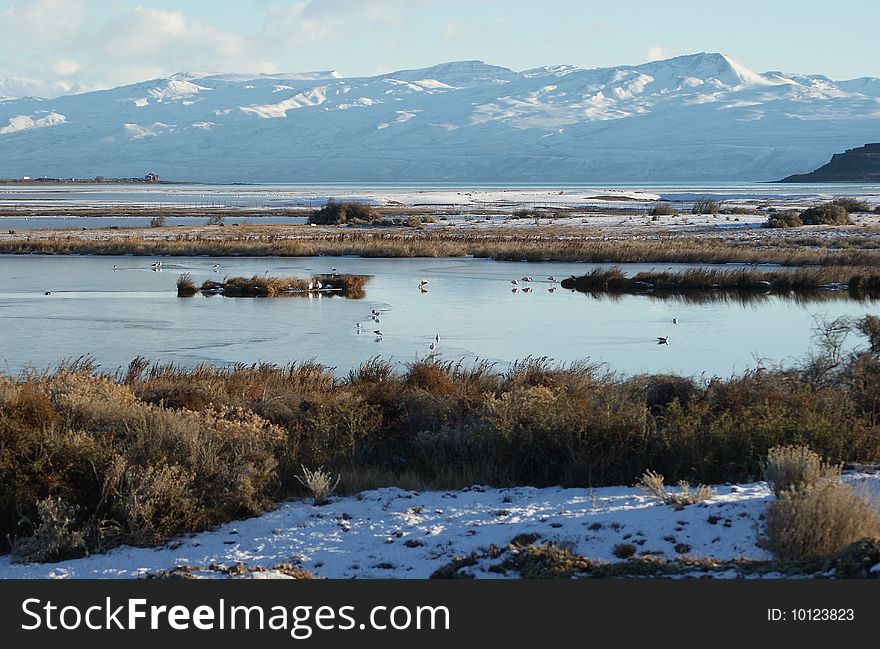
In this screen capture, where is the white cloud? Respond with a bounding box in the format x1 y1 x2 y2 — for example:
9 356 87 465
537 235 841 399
52 60 81 76
0 0 84 50
646 46 681 62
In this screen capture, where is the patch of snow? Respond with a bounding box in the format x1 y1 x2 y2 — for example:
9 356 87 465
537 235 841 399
241 86 328 118
0 111 66 135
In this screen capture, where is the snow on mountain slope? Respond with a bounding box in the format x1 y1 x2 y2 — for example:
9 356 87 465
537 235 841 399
1 53 878 182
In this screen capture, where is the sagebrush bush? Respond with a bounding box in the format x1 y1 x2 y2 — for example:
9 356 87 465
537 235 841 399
10 497 87 564
762 445 842 497
766 211 803 228
636 469 713 507
309 200 381 225
759 482 880 561
649 203 676 216
692 200 720 215
799 203 851 226
832 197 871 213
296 466 340 505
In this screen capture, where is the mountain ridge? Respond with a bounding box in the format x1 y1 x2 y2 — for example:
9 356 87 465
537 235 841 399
1 53 878 182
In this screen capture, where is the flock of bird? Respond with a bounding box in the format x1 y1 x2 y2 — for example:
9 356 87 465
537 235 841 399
48 261 679 347
510 275 558 294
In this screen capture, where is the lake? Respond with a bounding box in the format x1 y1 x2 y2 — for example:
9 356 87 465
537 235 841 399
1 255 875 378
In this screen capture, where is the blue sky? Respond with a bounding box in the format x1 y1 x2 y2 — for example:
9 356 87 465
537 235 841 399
0 0 877 96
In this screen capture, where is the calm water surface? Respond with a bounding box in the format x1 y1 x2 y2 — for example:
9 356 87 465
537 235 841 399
1 255 876 377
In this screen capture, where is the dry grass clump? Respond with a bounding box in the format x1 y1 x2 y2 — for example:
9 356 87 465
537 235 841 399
10 497 86 563
766 211 803 229
309 200 381 225
692 200 720 215
176 273 198 297
649 202 677 216
762 445 842 496
759 481 880 561
636 470 714 507
200 274 369 298
799 203 852 226
296 466 340 505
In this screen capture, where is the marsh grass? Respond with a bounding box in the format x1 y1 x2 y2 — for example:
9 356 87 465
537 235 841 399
5 324 880 559
176 273 198 297
561 265 879 297
8 226 880 267
199 274 369 298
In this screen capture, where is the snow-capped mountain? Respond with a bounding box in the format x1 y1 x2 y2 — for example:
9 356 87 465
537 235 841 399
1 53 878 182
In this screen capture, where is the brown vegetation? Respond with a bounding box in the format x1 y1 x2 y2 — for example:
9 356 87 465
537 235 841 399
8 224 880 268
5 316 880 559
198 274 369 299
560 265 880 297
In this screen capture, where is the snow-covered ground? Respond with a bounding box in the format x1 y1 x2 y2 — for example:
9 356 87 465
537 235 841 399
2 473 877 579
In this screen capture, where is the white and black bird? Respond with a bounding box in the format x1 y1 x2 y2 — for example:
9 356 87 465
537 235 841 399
331 267 338 273
112 264 118 270
548 276 557 283
419 279 429 287
374 330 383 337
435 333 440 344
315 280 323 290
429 342 437 353
657 336 670 345
548 286 557 293
672 318 678 325
511 279 519 286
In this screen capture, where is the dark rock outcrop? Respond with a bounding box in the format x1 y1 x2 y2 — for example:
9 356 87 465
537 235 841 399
780 143 880 182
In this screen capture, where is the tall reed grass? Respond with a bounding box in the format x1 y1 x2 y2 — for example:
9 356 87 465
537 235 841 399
4 319 880 559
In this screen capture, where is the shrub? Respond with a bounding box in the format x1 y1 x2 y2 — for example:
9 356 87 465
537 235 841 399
10 497 87 564
149 214 167 228
206 214 226 226
692 200 720 215
762 445 841 497
766 211 802 228
309 200 381 225
832 197 871 213
649 203 676 216
799 203 851 226
176 273 197 297
856 315 880 353
636 469 713 507
759 481 880 561
612 543 637 559
296 466 340 505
